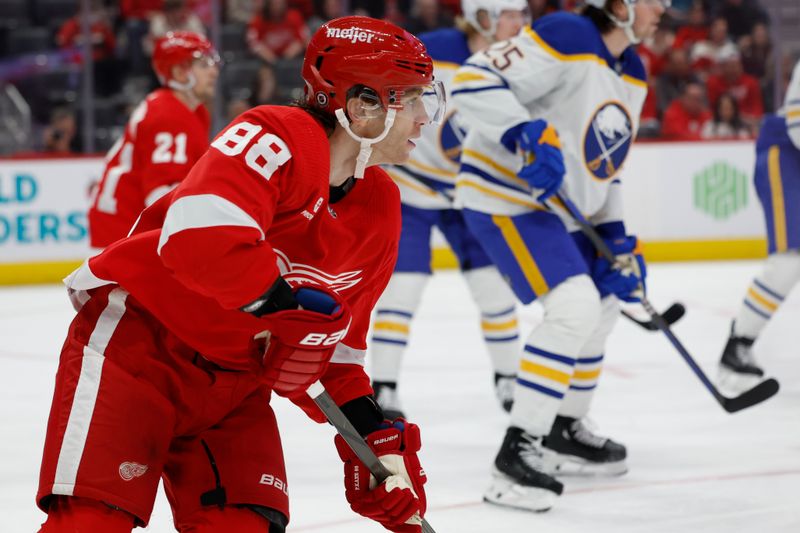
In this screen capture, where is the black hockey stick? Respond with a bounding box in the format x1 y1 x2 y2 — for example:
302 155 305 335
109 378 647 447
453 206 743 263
621 302 685 331
306 381 437 533
551 192 779 413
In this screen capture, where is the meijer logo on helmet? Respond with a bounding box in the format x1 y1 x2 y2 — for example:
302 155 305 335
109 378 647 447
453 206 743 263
326 27 375 44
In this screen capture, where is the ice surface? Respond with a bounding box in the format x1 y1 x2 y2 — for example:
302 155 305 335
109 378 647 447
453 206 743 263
2 261 798 532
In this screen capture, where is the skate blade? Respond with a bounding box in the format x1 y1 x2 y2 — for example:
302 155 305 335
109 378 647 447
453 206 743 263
550 455 628 477
717 366 763 396
483 471 558 513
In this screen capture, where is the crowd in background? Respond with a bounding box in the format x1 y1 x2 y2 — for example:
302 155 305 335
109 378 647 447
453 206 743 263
0 0 794 155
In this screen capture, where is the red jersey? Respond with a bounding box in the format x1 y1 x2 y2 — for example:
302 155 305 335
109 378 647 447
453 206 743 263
706 73 764 121
246 10 308 57
88 89 210 248
68 105 401 418
660 100 712 140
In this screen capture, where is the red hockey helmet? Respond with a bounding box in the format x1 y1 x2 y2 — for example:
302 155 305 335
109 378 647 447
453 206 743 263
152 31 219 87
302 16 442 122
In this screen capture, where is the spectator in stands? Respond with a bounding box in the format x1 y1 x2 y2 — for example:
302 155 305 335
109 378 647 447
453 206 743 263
144 0 207 56
657 47 700 115
42 107 78 154
661 81 712 140
121 0 164 74
528 0 559 22
56 0 119 96
252 63 280 106
706 49 763 128
226 0 259 24
673 1 707 51
307 0 346 35
639 26 675 79
739 21 771 80
701 92 754 139
712 0 769 40
246 0 309 64
404 0 454 35
690 16 737 76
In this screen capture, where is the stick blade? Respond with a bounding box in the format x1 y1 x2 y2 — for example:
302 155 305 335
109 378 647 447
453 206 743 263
661 303 686 325
722 378 780 413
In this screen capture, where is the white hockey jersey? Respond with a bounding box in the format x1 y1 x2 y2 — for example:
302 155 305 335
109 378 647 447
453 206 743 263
452 13 648 228
384 28 474 209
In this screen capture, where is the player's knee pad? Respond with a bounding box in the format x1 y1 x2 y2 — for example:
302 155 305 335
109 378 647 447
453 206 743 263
760 250 800 296
375 272 429 314
539 274 602 342
175 504 283 532
463 266 516 314
39 496 136 532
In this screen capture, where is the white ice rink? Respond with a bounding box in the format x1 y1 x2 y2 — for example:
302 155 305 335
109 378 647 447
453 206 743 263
2 261 798 532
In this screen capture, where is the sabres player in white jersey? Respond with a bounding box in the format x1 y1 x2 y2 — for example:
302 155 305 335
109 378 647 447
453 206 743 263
718 59 800 388
452 0 666 511
370 0 530 418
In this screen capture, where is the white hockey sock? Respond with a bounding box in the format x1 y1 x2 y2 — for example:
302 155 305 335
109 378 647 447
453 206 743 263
510 275 601 436
559 296 619 419
370 272 428 383
733 251 800 339
464 266 520 376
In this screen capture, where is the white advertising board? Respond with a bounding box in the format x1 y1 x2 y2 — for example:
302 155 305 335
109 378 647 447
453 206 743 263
621 140 765 241
0 157 102 263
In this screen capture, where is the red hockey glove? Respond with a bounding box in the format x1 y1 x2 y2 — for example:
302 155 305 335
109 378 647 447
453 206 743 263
334 420 427 533
255 285 351 398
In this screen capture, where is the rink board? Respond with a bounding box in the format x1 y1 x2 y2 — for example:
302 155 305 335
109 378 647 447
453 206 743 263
0 141 769 284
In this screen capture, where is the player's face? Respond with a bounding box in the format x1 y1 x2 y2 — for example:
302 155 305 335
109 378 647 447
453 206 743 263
190 55 220 101
367 91 430 166
494 9 528 41
632 0 667 41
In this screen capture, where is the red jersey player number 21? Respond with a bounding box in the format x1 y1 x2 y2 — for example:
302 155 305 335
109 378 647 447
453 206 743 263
87 31 220 249
37 16 444 533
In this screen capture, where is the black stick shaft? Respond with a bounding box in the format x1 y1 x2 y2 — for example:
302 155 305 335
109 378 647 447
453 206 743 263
306 382 436 533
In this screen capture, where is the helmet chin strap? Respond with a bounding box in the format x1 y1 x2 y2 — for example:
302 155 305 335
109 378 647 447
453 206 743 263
607 2 640 45
168 71 197 92
334 108 397 179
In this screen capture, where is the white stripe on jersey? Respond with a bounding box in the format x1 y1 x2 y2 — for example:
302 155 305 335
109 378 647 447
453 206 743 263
330 342 367 366
157 194 264 254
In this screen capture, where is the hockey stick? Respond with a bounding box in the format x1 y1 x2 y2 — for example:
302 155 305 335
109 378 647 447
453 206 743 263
621 302 685 331
306 381 437 533
550 192 779 413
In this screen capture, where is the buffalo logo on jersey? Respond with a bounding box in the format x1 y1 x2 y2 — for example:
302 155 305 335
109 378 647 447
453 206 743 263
583 102 633 180
438 109 468 164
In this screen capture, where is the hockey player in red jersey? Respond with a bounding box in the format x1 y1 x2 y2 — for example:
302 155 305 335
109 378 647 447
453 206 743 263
87 31 219 249
36 16 444 533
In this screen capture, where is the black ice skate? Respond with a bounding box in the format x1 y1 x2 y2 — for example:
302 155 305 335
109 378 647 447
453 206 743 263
494 372 515 413
484 426 563 512
372 381 406 420
543 416 627 477
718 329 764 393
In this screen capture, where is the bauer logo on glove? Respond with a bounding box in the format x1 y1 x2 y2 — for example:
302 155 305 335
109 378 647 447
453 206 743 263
254 284 352 397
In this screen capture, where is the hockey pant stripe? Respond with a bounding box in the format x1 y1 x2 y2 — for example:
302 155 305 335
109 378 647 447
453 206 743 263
491 216 550 296
767 146 788 252
53 288 128 495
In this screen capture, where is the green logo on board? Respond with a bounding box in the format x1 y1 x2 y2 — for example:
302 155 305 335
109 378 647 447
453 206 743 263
693 162 748 220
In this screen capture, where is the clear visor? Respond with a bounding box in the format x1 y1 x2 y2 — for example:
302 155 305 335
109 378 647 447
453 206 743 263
192 49 222 68
387 80 447 125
